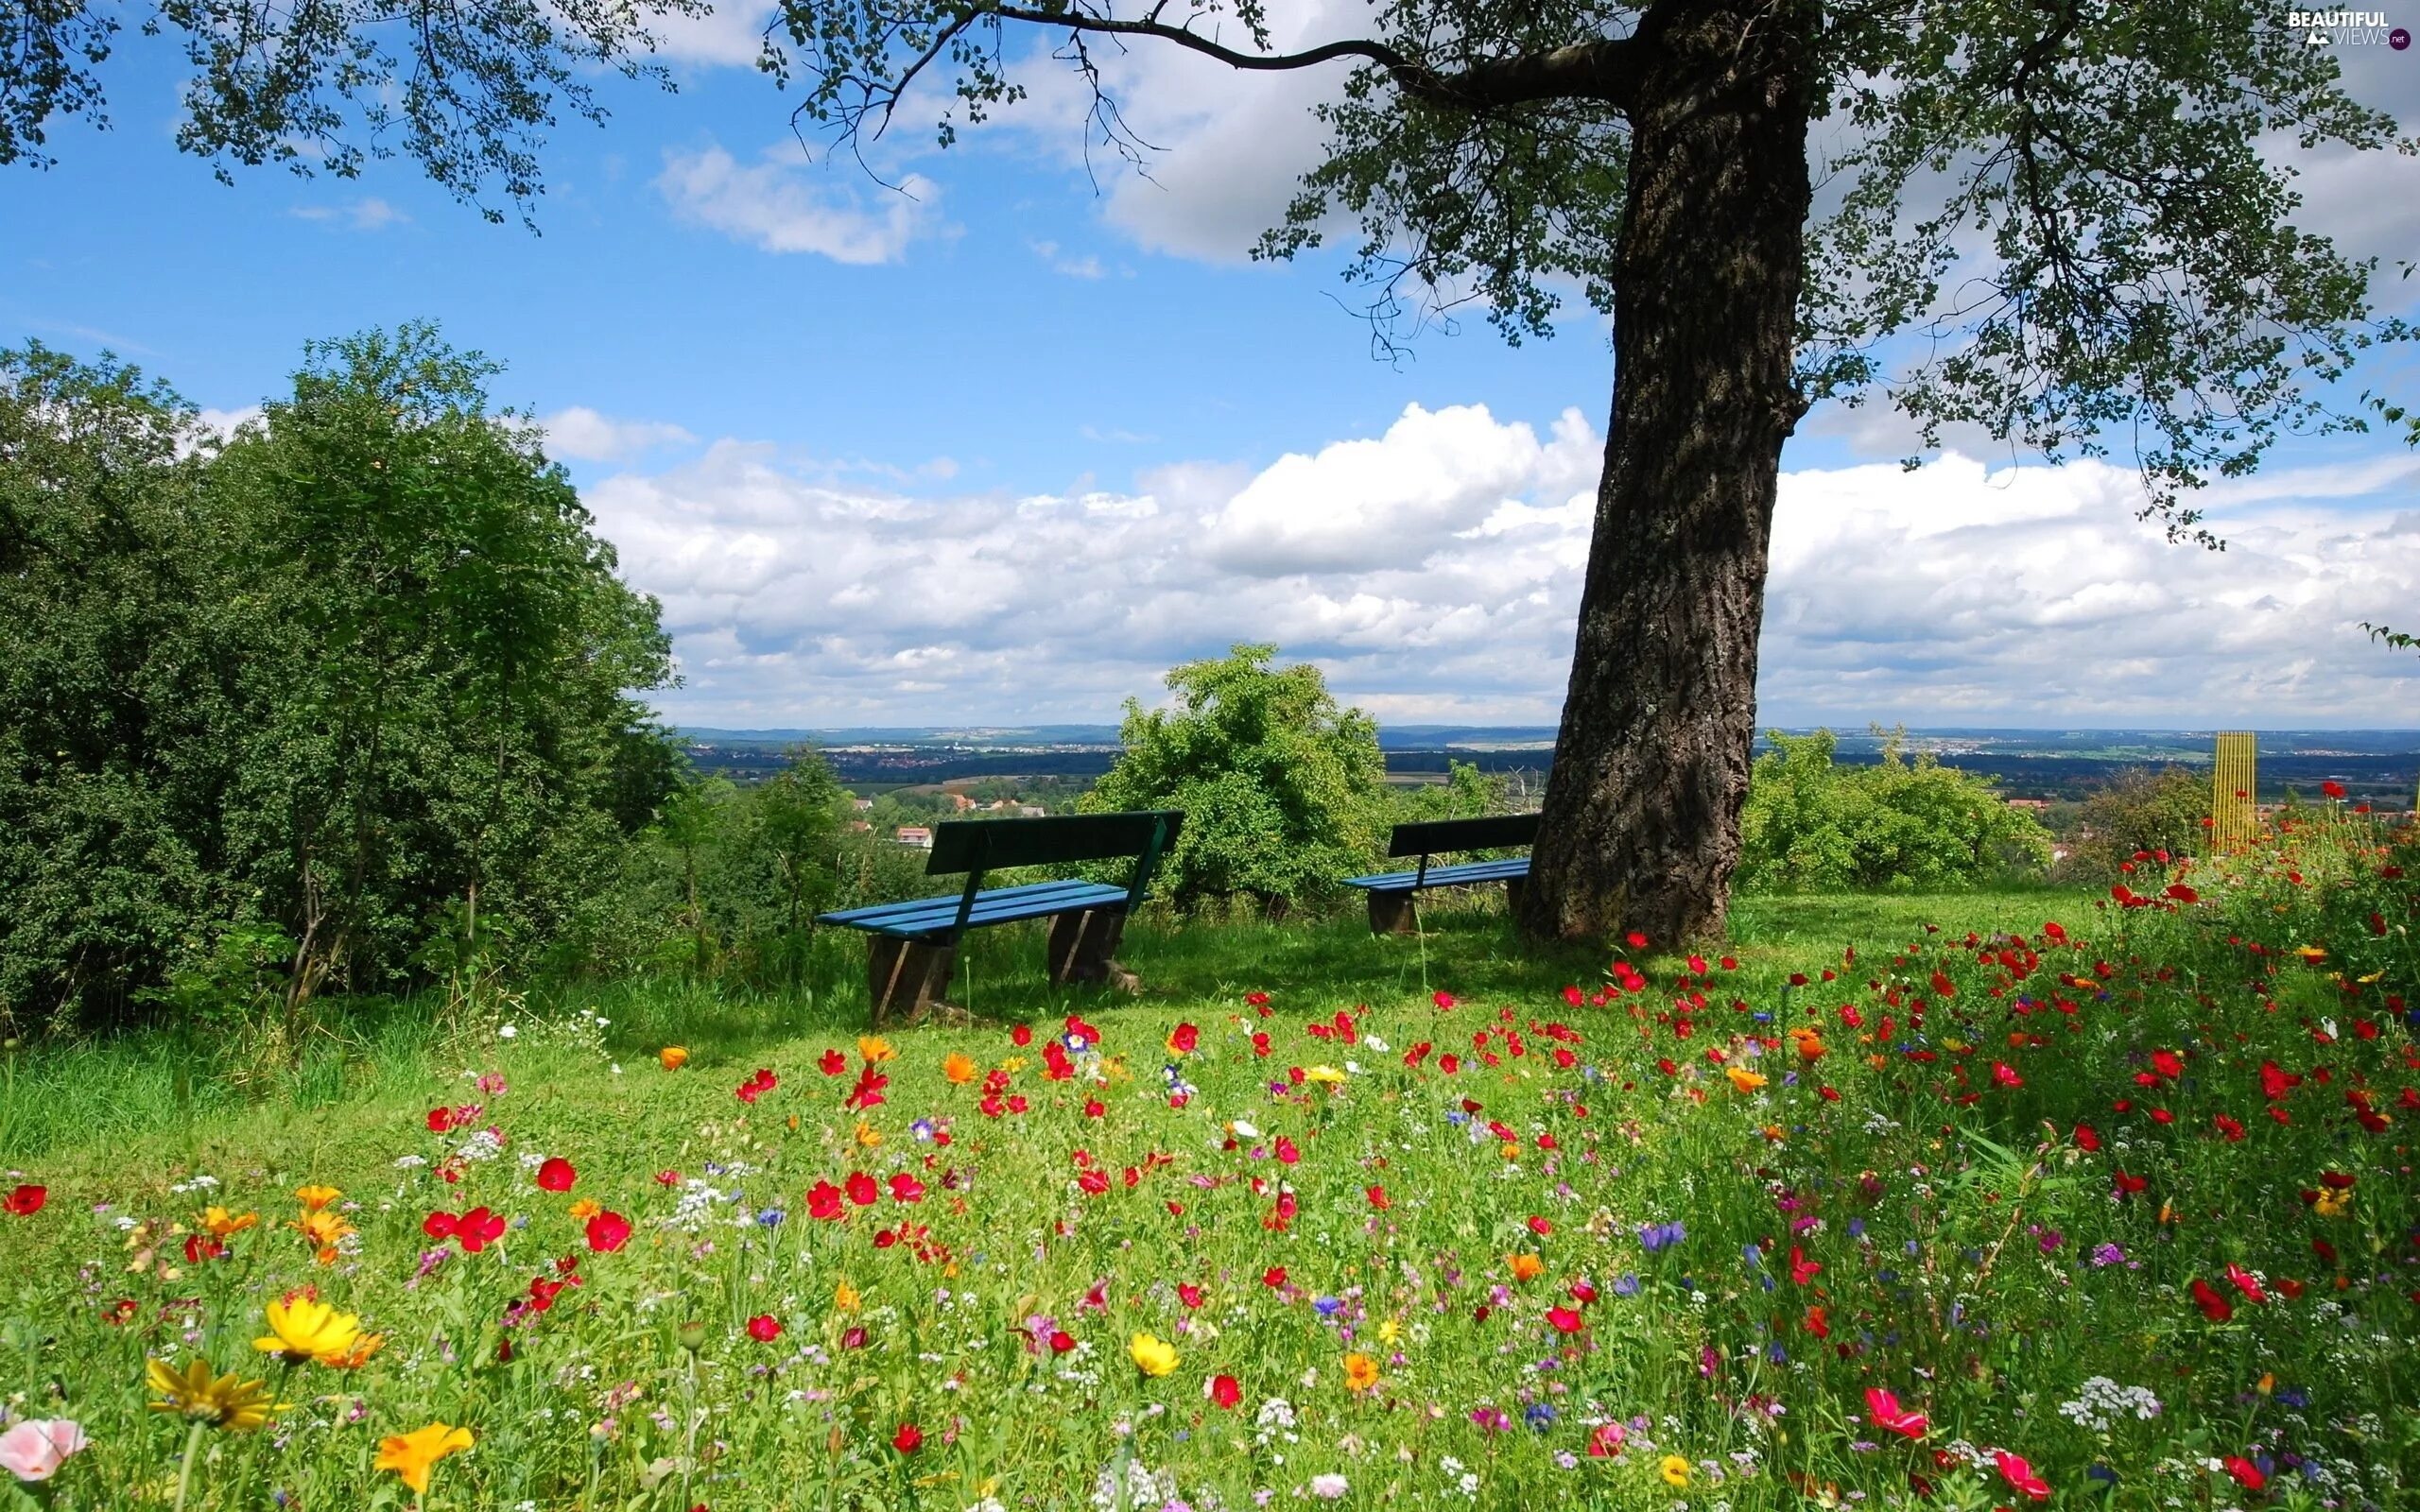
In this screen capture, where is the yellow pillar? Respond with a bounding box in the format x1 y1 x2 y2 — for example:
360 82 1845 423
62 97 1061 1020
2212 731 2256 847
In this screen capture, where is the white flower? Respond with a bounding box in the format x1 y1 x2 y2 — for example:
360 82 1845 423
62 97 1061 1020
1309 1473 1349 1499
498 1024 518 1040
1231 1120 1261 1140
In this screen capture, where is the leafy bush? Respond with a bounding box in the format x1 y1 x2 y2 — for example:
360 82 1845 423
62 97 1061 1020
1084 644 1388 912
1737 729 2052 892
0 330 674 1032
2055 765 2210 883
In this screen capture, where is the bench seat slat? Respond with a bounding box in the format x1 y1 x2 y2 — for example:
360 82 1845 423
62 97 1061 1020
1340 857 1530 892
820 879 1133 938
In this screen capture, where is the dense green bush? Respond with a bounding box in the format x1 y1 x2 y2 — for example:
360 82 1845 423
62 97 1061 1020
1083 645 1392 912
2055 765 2210 883
1737 729 2052 892
0 329 674 1033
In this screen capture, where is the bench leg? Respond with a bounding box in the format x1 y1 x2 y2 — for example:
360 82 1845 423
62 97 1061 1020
1504 875 1528 919
1047 908 1137 991
867 936 957 1024
1367 889 1419 936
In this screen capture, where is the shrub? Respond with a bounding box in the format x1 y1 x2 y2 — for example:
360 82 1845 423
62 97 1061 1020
2056 765 2211 883
1737 729 2052 892
1084 644 1388 912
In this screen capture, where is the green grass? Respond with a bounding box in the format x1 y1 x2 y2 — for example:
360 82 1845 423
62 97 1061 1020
2 876 2413 1509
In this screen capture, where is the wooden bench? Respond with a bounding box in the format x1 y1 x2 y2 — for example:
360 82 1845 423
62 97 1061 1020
1340 813 1539 934
817 810 1183 1022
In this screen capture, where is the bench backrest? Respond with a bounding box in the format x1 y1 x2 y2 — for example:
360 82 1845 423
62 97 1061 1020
1387 812 1540 859
927 810 1184 932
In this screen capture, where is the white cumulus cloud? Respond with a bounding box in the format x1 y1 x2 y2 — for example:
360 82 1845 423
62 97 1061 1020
540 407 698 463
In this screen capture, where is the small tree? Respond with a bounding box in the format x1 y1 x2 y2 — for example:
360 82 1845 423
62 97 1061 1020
1086 645 1386 913
1737 730 2052 892
2059 765 2211 883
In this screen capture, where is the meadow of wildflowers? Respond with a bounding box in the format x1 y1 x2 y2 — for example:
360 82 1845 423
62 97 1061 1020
1 813 2413 1510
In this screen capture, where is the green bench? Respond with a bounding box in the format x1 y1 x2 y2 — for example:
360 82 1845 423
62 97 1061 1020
818 809 1183 1022
1340 813 1539 934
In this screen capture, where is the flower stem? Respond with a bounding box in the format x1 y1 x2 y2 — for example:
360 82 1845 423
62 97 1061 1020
170 1421 207 1512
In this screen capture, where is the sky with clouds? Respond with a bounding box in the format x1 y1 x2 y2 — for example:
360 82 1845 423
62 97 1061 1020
5 8 2418 730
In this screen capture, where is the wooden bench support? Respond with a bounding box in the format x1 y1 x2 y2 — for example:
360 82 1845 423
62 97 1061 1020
1046 907 1135 989
1366 888 1419 936
867 936 958 1023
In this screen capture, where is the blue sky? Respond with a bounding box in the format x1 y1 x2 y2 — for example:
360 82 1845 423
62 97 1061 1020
7 9 2419 729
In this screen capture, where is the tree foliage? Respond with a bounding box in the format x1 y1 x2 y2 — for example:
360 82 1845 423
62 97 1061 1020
0 330 675 1032
1737 730 2052 893
2058 765 2212 884
1084 644 1388 910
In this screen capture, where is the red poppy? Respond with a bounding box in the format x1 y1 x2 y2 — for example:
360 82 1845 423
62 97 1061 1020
1994 1450 2049 1502
2213 1113 2246 1142
1047 1329 1076 1352
1179 1283 1205 1309
1262 1265 1287 1289
891 1423 923 1454
1788 1246 1821 1285
845 1173 879 1207
2151 1049 2184 1079
425 1206 507 1253
1526 1215 1551 1237
2224 1263 2269 1303
1546 1306 1585 1333
1991 1061 2022 1089
819 1049 847 1075
1274 1136 1299 1165
807 1181 845 1220
2322 780 2346 799
2112 1170 2147 1198
2190 1278 2234 1322
1432 991 1458 1009
1865 1387 1927 1439
1011 1023 1034 1046
2225 1455 2266 1491
1169 1022 1199 1054
747 1314 782 1342
585 1211 631 1252
3 1184 44 1216
888 1173 925 1204
1366 1185 1390 1211
736 1069 777 1104
536 1158 576 1193
1209 1373 1241 1408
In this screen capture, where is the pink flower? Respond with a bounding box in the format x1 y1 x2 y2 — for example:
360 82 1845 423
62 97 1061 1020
0 1419 88 1482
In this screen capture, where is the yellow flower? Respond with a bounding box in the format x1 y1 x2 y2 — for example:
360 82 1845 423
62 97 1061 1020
1725 1066 1768 1093
568 1198 601 1220
659 1045 690 1071
1660 1454 1692 1487
202 1207 258 1238
855 1121 883 1148
252 1296 363 1366
1128 1332 1180 1378
293 1185 341 1212
320 1332 388 1370
1377 1318 1401 1347
834 1280 862 1313
1303 1065 1346 1085
2314 1187 2353 1219
145 1358 285 1433
376 1421 476 1494
857 1035 897 1064
942 1052 978 1085
1507 1252 1545 1282
2294 944 2328 963
293 1209 354 1265
1343 1353 1380 1393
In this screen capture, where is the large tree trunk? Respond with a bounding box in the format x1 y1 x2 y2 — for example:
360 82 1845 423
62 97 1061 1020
1518 0 1816 946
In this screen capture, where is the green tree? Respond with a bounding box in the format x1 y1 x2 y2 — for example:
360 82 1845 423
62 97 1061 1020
0 344 242 1032
2059 765 2212 884
1086 644 1386 912
758 0 2406 944
1737 730 2052 892
210 324 676 1005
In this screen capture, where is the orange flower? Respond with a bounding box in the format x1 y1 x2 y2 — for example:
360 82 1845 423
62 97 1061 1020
942 1052 978 1085
1507 1252 1545 1282
1725 1065 1769 1093
658 1045 690 1071
567 1198 601 1220
1343 1353 1380 1392
293 1185 341 1212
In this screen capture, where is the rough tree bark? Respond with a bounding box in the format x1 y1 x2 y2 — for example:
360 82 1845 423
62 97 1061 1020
1516 0 1817 946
